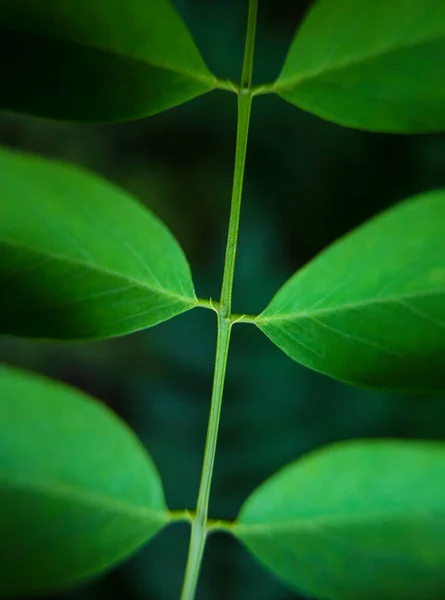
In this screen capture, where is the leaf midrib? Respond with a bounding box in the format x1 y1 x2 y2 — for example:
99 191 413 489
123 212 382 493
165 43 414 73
1 471 168 524
0 238 196 306
236 504 445 535
257 287 444 324
5 23 216 88
275 30 445 93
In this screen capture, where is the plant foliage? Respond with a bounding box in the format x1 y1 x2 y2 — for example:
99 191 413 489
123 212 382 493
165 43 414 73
0 365 169 597
1 0 445 598
0 0 215 122
0 147 196 340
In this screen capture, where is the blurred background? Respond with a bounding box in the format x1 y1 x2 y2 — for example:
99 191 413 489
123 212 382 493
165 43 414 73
2 0 445 598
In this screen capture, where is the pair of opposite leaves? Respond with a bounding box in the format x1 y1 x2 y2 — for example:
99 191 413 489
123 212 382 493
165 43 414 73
1 0 445 132
4 365 445 600
1 146 445 394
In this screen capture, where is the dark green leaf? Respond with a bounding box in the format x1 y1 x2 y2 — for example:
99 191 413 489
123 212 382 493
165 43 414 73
235 440 445 600
0 0 216 122
256 190 445 393
0 365 169 597
0 146 197 340
274 0 445 133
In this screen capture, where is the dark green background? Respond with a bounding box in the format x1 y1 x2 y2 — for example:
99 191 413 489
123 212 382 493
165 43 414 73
1 1 445 598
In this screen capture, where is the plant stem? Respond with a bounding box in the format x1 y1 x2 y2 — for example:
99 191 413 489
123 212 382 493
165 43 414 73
241 0 258 89
179 314 231 600
219 0 257 317
179 2 258 599
219 91 253 317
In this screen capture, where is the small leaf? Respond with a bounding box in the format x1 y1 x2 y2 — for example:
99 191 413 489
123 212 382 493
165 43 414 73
235 440 445 600
256 190 445 393
0 146 197 340
274 0 445 133
0 0 216 122
0 365 169 597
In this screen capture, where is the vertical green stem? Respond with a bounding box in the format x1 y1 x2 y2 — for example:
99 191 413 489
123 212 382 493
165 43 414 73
219 90 253 317
179 2 258 599
179 314 231 600
219 0 257 317
241 0 258 89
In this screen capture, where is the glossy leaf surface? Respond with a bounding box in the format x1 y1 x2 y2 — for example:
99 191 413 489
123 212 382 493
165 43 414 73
0 147 197 340
0 365 169 597
275 0 445 132
0 0 216 122
257 190 445 392
236 440 445 600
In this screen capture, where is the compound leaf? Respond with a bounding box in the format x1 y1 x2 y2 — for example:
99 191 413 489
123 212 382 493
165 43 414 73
274 0 445 133
0 0 216 122
0 146 197 340
0 365 169 597
235 439 445 600
256 190 445 393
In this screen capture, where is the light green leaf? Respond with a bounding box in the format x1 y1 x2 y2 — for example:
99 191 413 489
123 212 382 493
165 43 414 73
235 439 445 600
0 146 197 340
0 364 169 597
256 190 445 393
273 0 445 133
0 0 216 122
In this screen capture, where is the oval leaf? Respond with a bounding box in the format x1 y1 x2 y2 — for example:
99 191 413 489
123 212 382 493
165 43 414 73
0 0 216 122
274 0 445 133
0 365 169 597
256 190 445 393
235 440 445 600
0 146 197 340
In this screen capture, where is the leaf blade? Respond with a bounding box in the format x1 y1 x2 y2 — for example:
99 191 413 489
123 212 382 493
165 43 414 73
0 365 169 597
235 440 445 600
0 146 197 340
0 0 216 122
275 0 445 132
257 190 445 392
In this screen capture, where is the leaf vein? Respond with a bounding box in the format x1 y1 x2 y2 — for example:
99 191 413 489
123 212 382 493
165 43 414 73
0 238 196 306
276 30 445 92
259 287 445 323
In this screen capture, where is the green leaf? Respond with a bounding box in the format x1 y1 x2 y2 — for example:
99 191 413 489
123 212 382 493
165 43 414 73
235 439 445 600
0 364 169 597
256 190 445 393
0 146 197 340
0 0 216 122
273 0 445 133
